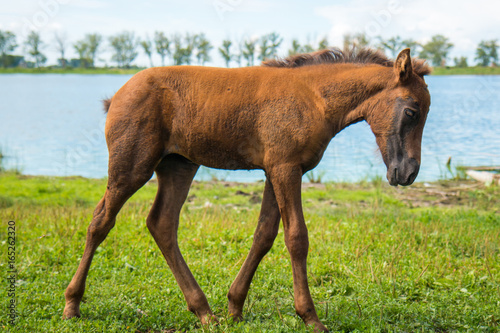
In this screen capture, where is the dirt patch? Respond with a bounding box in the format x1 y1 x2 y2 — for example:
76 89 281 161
156 178 497 210
392 180 490 208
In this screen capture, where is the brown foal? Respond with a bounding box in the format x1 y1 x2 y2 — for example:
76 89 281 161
63 48 431 332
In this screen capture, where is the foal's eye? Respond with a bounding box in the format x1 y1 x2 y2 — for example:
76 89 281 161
404 108 417 119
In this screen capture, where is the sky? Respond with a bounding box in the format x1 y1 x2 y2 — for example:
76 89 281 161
1 0 499 67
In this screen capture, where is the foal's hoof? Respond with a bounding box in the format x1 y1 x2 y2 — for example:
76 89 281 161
228 312 243 323
62 303 81 319
308 321 329 333
200 313 219 326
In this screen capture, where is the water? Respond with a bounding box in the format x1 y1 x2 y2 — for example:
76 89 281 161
1 74 499 182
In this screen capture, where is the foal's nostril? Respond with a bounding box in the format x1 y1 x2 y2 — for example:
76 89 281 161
408 171 417 184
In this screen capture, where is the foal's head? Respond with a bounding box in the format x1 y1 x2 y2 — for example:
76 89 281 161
367 49 431 186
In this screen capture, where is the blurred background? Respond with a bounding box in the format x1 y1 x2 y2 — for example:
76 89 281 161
0 0 499 182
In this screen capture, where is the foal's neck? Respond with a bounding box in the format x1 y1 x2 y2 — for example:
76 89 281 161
307 64 393 136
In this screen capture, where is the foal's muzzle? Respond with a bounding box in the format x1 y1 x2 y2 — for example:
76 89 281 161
387 158 420 186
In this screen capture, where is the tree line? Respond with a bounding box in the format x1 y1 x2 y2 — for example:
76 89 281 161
0 30 498 69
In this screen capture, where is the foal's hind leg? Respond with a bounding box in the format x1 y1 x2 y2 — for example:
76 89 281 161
227 179 280 320
63 140 162 319
146 155 215 324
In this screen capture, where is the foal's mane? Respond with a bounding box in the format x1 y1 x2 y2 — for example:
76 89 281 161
262 47 431 76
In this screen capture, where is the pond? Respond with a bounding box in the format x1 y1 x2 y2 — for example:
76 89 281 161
0 74 499 182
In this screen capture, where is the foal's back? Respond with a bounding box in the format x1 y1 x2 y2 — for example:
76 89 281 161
109 65 331 171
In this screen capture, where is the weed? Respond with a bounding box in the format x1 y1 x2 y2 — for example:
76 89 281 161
305 170 326 183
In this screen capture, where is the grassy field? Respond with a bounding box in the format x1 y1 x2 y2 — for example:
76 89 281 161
431 66 500 75
0 67 142 75
1 66 500 75
0 172 499 332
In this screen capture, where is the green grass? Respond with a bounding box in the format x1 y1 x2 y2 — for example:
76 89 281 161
1 173 499 332
431 66 500 75
0 67 143 75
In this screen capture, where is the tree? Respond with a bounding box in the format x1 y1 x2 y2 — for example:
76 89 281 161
301 42 315 53
288 39 301 56
219 39 232 67
454 56 468 68
73 33 102 68
475 40 499 66
183 34 196 65
288 38 322 56
154 31 170 66
194 33 212 65
109 31 139 68
140 37 154 67
317 37 329 51
0 30 17 68
258 32 282 62
172 33 194 65
419 35 453 66
267 32 283 59
85 33 102 67
475 42 489 66
241 38 257 66
172 34 183 65
378 35 402 58
401 38 421 57
491 40 499 66
54 32 68 68
258 35 271 62
233 41 243 67
73 40 89 68
259 32 283 61
343 33 370 50
24 31 46 67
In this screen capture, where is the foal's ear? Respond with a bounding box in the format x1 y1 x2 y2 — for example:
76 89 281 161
394 48 413 82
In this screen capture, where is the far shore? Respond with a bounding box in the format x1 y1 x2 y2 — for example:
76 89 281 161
1 66 500 75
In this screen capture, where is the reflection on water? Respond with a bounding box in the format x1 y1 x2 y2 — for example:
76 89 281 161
0 74 499 182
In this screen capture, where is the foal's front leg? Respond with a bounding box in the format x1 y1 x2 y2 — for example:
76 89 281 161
268 165 328 332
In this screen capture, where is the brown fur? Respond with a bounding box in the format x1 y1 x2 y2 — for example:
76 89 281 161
263 47 431 76
64 48 431 332
102 98 112 113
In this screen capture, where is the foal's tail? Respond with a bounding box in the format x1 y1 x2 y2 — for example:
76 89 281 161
103 97 113 113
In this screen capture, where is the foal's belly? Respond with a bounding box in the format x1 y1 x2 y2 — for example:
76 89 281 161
168 133 264 171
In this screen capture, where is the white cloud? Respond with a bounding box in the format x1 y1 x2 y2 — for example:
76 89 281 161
314 0 390 44
235 0 274 13
316 0 500 61
68 0 108 9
